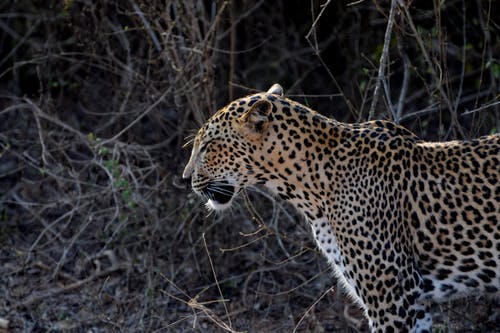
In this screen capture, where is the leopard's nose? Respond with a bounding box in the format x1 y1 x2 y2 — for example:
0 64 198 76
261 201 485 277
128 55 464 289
182 166 191 179
183 162 194 179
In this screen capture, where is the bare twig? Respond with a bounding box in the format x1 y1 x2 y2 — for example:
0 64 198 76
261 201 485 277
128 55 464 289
202 233 233 330
368 0 398 120
306 0 355 117
229 0 236 100
400 90 496 123
461 100 500 117
23 98 90 142
99 86 173 145
292 286 335 333
475 0 499 129
452 0 467 121
129 0 162 53
32 111 49 166
402 4 466 137
242 190 319 255
14 263 127 309
395 50 410 124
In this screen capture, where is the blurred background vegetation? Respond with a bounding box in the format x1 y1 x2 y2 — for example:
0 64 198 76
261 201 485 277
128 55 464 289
0 0 498 332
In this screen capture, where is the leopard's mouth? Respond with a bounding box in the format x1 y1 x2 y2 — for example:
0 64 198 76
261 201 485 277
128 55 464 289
199 180 235 209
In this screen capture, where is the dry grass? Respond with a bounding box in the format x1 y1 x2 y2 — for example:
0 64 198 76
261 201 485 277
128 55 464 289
0 0 498 332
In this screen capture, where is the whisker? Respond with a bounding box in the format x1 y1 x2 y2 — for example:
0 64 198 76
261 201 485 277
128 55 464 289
208 184 235 193
182 140 194 149
206 186 234 196
208 181 236 187
209 180 235 185
186 129 198 139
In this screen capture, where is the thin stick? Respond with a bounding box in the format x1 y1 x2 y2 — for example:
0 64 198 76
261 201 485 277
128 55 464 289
229 0 235 101
452 0 467 121
99 86 172 145
32 111 49 166
402 4 465 137
292 286 335 333
14 263 127 309
475 0 499 128
23 98 89 142
369 0 398 120
129 0 162 53
305 0 355 117
395 50 410 124
202 233 233 330
461 100 500 117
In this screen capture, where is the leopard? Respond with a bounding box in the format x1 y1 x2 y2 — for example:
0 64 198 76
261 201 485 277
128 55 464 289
182 83 500 332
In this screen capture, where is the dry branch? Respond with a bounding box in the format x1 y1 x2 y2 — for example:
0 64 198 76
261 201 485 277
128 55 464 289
368 0 398 120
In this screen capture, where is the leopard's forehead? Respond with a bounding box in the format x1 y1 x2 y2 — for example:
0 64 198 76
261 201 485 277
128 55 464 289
213 93 263 117
196 93 277 138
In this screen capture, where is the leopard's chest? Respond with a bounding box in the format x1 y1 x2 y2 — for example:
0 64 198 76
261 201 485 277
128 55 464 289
310 218 364 306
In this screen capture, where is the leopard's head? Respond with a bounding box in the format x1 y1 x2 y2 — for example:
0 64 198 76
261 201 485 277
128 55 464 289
183 84 284 210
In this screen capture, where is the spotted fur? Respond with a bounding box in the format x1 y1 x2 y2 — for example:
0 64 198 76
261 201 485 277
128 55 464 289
183 84 500 332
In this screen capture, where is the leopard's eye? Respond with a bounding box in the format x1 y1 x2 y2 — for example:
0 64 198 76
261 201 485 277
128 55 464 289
199 139 214 154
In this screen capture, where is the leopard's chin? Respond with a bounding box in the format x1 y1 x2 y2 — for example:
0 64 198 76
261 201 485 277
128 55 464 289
206 198 233 211
198 180 236 210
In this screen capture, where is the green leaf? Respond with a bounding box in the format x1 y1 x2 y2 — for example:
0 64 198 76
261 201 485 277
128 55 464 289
98 147 109 157
121 188 132 202
492 63 500 79
115 178 128 188
105 159 118 173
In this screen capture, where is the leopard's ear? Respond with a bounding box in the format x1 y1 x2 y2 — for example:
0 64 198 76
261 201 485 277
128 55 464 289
267 83 283 96
238 100 272 136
